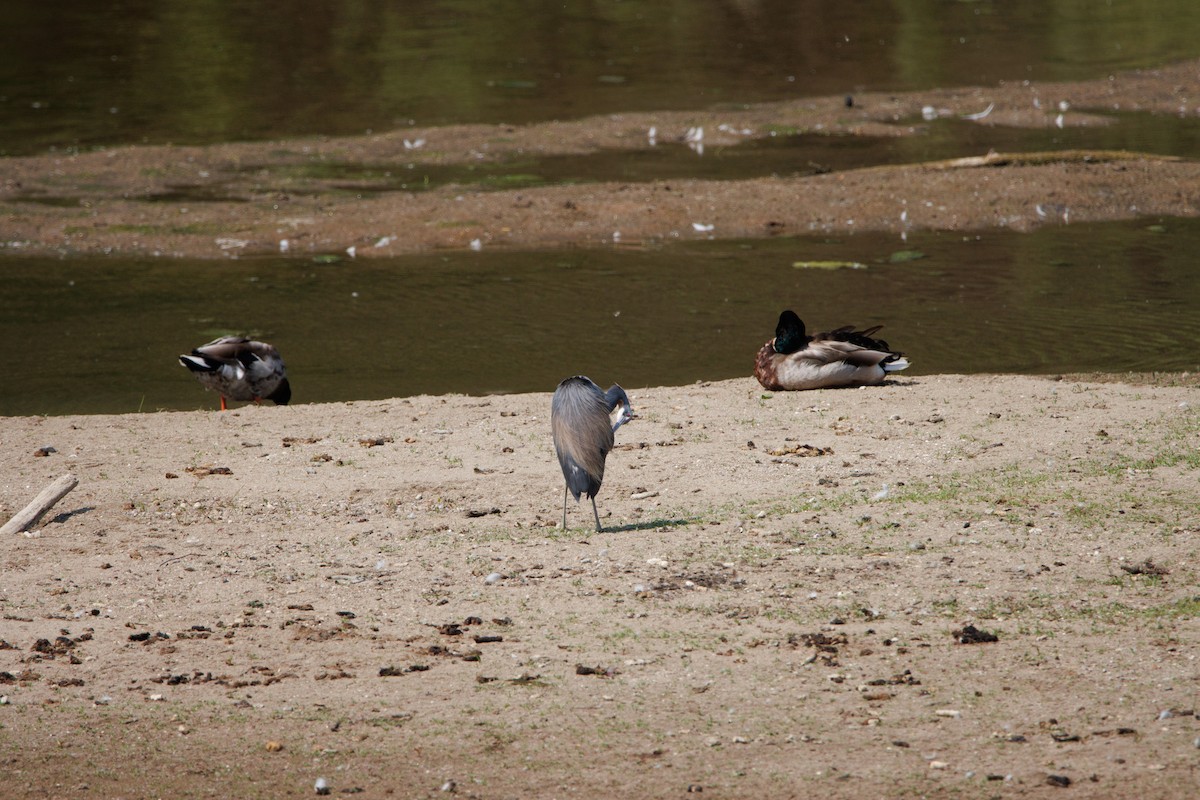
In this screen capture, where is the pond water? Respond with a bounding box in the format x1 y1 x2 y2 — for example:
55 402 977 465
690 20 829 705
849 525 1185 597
4 2 1200 417
3 0 1200 155
3 217 1198 417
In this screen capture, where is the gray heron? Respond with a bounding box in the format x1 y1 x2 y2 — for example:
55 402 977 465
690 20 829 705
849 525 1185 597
551 376 634 532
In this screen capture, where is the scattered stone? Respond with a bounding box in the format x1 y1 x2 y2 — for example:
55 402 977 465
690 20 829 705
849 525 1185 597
766 443 831 457
358 436 393 447
315 777 330 795
265 741 283 752
953 625 999 644
381 662 429 676
866 670 920 686
1120 560 1168 576
464 507 500 517
1046 774 1072 788
575 664 618 677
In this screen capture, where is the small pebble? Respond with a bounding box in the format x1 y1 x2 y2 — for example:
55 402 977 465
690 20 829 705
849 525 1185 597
315 777 330 795
935 709 962 718
484 572 503 585
929 760 949 770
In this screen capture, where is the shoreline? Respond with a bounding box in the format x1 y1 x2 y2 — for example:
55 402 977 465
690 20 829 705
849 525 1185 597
3 372 1198 797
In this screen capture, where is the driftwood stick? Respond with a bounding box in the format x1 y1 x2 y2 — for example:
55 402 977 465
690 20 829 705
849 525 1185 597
1 474 79 537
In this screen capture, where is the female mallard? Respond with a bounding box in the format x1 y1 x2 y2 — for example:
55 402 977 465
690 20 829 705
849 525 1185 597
179 336 291 410
754 310 909 390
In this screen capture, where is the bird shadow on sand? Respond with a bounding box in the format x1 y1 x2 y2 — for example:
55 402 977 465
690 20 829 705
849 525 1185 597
49 506 96 525
605 517 695 533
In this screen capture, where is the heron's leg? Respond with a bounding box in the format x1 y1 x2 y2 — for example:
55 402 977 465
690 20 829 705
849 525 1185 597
591 497 602 532
561 486 568 530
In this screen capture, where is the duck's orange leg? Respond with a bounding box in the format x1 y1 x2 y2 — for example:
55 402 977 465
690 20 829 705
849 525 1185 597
220 396 228 411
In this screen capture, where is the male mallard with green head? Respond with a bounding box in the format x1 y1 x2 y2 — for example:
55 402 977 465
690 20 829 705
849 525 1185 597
179 336 291 410
754 310 909 391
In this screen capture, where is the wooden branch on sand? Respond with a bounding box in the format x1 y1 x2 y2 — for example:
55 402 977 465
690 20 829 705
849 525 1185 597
1 474 79 537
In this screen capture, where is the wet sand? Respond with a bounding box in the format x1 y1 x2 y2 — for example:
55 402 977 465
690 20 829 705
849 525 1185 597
2 59 1199 260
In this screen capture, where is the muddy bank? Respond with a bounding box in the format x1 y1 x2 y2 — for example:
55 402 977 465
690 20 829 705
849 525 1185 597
2 59 1199 260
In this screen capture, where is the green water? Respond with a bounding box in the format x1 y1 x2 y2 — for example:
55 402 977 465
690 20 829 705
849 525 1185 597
3 218 1197 416
4 0 1200 155
4 1 1200 417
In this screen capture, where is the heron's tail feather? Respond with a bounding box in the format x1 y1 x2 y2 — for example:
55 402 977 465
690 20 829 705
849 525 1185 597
562 457 601 501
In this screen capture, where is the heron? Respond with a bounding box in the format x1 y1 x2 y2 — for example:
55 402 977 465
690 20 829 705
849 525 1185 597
754 310 909 391
551 376 634 532
179 336 291 410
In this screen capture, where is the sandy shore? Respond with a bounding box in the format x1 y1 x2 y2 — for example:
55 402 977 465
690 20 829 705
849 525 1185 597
2 373 1198 798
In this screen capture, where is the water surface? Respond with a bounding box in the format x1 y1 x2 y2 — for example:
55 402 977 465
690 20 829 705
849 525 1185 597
3 217 1197 417
4 0 1200 155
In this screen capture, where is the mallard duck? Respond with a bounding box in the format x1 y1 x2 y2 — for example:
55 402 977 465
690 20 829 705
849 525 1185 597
551 376 634 532
179 336 291 410
754 310 909 390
